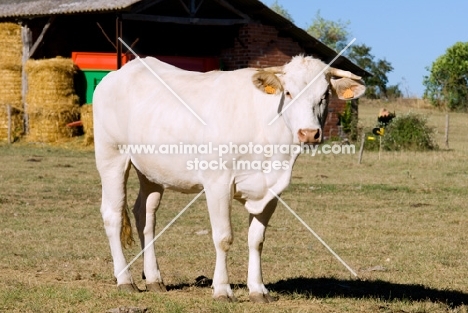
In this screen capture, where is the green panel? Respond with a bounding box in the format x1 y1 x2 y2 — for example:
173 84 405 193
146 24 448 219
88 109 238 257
83 70 110 104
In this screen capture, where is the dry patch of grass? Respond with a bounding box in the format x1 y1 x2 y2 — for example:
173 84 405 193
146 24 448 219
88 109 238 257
0 101 467 312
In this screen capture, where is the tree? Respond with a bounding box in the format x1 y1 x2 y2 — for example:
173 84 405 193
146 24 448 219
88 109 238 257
267 4 401 99
306 11 350 52
269 0 294 23
305 13 398 99
387 84 403 99
347 44 395 99
423 42 468 111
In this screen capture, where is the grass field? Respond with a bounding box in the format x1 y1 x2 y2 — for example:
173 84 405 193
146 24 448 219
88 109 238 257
1 100 467 312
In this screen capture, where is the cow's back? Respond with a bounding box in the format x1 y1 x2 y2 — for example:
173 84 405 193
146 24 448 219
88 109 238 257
94 57 288 147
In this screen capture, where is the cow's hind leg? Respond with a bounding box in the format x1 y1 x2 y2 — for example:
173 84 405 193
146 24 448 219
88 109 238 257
97 155 138 292
132 171 166 292
205 182 236 302
247 198 278 303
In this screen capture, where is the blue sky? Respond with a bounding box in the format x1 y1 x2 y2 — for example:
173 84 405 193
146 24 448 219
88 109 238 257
261 0 468 97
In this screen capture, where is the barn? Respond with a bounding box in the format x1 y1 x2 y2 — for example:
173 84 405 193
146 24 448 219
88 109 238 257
0 0 368 142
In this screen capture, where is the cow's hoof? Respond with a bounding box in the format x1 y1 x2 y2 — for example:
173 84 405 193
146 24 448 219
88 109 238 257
214 295 237 303
249 292 277 303
146 282 167 292
118 283 140 293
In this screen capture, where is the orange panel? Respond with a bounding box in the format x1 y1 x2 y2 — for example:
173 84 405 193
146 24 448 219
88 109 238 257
72 52 128 70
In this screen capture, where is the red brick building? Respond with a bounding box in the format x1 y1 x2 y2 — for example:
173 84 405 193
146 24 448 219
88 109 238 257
0 0 368 138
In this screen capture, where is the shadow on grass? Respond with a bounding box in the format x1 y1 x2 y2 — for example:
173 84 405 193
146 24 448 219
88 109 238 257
166 276 467 308
266 277 468 308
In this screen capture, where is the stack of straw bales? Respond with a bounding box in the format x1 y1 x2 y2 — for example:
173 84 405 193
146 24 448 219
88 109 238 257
80 105 93 145
0 23 23 142
25 58 80 142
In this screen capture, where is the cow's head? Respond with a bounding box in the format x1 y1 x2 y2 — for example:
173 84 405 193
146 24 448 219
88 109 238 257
253 56 366 144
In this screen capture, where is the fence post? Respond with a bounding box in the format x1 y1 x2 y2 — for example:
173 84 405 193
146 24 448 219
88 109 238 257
7 104 12 144
358 132 365 164
21 25 32 134
445 114 449 149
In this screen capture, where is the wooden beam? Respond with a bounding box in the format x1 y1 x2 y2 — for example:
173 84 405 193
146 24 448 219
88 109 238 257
177 0 190 15
116 15 123 69
21 24 32 134
171 0 206 16
192 0 205 15
131 0 167 13
210 0 251 20
194 0 205 15
97 22 117 49
7 105 11 144
122 14 249 25
29 16 55 58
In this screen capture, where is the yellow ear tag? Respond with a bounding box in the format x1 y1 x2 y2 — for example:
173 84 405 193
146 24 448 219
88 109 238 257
264 85 276 94
343 88 354 99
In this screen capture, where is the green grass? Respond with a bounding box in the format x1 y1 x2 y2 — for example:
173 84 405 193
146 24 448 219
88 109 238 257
0 100 467 312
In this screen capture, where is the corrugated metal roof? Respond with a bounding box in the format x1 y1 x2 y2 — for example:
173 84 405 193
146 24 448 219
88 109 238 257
0 0 139 17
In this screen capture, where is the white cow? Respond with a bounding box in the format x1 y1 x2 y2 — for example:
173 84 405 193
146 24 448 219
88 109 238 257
93 56 365 302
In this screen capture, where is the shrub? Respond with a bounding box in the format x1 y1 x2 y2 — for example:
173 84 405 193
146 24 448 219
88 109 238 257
337 101 353 133
382 112 438 151
361 128 381 151
337 101 358 140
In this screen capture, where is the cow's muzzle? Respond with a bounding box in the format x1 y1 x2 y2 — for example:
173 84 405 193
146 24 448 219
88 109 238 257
298 128 321 144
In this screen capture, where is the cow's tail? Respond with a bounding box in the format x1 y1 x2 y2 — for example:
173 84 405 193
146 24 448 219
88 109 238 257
120 206 134 248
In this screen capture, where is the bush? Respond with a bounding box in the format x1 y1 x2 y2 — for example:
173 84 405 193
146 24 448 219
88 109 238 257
362 112 438 151
361 129 381 151
382 113 438 151
337 101 353 136
337 101 358 140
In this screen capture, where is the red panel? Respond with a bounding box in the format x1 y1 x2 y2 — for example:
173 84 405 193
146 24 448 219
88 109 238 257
72 52 129 70
155 56 219 72
127 55 219 72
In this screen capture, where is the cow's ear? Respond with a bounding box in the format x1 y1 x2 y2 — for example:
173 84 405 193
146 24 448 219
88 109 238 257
330 77 366 100
252 71 284 95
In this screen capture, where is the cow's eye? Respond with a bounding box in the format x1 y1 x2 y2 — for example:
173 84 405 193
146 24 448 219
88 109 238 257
320 88 330 104
322 88 330 100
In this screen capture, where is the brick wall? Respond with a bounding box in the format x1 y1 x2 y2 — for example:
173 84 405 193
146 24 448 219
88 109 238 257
220 23 304 69
325 98 346 139
220 23 346 138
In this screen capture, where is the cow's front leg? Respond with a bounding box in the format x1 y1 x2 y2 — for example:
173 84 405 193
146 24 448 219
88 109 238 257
205 182 235 302
247 198 277 303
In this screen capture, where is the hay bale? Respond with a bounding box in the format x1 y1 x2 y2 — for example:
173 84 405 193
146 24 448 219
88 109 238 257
0 23 23 141
0 105 23 142
0 68 22 108
27 108 79 143
0 69 23 141
25 58 80 143
80 105 93 145
25 58 78 111
0 23 22 69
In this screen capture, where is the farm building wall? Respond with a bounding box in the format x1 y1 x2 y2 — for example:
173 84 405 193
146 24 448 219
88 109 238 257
220 23 304 69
